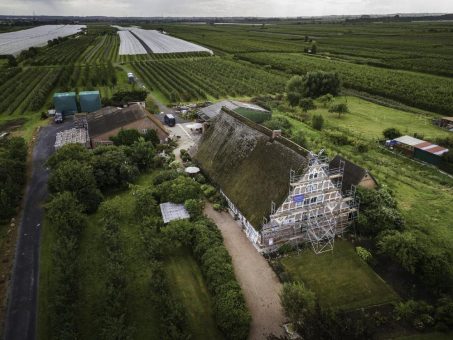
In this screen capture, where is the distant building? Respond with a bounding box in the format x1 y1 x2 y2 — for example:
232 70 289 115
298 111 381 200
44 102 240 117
86 104 169 148
198 100 271 123
392 135 449 165
329 155 378 191
53 92 78 115
79 91 101 113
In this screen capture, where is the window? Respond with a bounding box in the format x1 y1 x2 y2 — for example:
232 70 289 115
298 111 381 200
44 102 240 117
310 197 317 204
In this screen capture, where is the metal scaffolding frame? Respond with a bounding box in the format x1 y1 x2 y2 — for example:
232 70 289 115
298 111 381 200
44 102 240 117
261 153 359 254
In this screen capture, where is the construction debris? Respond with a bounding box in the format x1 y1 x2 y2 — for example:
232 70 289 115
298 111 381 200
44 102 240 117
54 128 89 149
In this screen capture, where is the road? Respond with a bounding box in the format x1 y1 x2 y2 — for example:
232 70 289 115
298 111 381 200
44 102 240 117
204 204 286 339
4 119 72 340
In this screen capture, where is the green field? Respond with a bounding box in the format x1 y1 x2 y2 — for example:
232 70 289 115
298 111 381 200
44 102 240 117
37 173 222 339
280 240 399 310
307 96 450 141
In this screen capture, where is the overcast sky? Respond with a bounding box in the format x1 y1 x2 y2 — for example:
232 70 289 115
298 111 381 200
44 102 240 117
1 0 452 17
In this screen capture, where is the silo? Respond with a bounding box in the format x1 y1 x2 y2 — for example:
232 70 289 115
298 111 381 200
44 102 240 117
79 90 101 113
53 92 78 115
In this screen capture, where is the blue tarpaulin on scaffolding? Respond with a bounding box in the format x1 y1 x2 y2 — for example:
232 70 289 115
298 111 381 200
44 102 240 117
293 194 305 203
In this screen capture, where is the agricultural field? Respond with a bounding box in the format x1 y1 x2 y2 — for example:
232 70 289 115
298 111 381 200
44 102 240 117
0 25 86 56
131 57 288 102
279 239 399 310
163 22 453 76
118 30 147 55
116 26 213 54
237 52 453 114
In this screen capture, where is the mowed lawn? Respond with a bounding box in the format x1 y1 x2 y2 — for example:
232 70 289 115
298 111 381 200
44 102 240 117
311 96 451 140
280 240 399 310
165 247 224 340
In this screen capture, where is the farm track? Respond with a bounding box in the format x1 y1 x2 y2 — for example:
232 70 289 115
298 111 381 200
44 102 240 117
204 204 285 339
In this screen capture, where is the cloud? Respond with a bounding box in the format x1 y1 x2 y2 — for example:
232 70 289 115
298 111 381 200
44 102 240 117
0 0 452 17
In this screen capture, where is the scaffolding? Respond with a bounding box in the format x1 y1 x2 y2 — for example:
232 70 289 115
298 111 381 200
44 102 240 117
261 153 359 254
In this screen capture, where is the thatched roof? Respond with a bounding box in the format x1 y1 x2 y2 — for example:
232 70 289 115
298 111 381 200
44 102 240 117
193 108 308 228
87 104 147 137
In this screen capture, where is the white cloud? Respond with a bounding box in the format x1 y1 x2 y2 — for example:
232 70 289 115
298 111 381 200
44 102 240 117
0 0 452 17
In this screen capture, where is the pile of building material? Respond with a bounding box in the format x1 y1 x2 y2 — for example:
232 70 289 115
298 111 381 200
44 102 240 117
54 128 89 149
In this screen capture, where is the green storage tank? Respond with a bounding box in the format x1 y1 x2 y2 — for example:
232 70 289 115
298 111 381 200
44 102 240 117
233 107 272 123
79 91 101 113
53 92 78 115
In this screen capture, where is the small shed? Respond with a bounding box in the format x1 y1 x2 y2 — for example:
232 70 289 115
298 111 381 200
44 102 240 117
392 135 449 165
160 202 190 224
53 92 78 115
79 91 101 113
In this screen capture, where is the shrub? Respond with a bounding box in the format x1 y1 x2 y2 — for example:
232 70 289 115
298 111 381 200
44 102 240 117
318 93 334 107
157 175 201 203
312 114 324 130
383 127 402 140
291 130 308 148
184 199 204 219
356 246 373 263
299 98 316 112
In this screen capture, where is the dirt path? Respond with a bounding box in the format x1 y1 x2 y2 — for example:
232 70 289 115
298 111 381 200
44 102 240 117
204 204 285 339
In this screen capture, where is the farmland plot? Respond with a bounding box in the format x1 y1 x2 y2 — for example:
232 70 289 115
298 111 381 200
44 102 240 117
118 30 147 55
118 28 213 54
0 25 86 56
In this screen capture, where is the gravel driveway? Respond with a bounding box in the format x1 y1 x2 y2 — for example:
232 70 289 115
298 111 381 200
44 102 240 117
204 204 285 339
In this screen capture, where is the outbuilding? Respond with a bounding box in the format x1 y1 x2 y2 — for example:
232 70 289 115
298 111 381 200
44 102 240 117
79 90 102 113
198 100 271 123
86 104 169 147
392 135 449 165
53 92 78 115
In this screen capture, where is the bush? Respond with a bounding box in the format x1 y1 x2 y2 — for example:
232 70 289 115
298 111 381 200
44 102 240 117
262 116 291 133
303 71 341 98
109 129 142 146
299 98 316 112
0 137 27 219
156 175 201 203
312 114 324 130
291 130 308 148
383 127 402 140
184 199 204 219
318 93 334 107
356 246 373 263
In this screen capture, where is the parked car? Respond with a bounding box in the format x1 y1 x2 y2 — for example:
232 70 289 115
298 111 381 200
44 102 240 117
164 113 176 127
54 112 63 124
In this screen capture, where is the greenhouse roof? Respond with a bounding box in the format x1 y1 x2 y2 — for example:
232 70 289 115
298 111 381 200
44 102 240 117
160 202 190 224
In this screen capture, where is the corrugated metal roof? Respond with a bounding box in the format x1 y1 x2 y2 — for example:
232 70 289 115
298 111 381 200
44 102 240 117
393 135 425 146
394 135 449 155
160 202 190 224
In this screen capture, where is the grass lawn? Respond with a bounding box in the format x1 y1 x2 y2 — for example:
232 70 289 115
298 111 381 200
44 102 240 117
280 239 399 310
165 246 224 340
276 108 453 253
312 96 450 141
38 171 220 339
